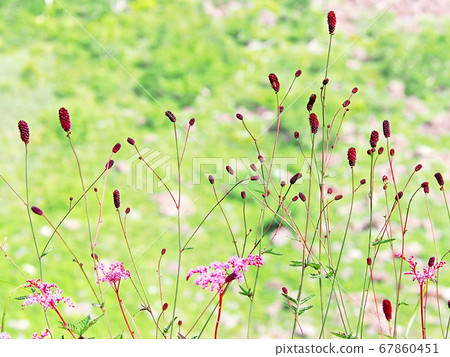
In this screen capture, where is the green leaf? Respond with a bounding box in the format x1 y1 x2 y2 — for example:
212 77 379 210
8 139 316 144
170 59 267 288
238 285 252 297
290 261 320 270
264 249 282 256
299 294 314 305
372 238 396 246
114 333 123 339
281 293 298 305
14 295 29 301
163 319 175 335
289 304 312 316
331 331 357 339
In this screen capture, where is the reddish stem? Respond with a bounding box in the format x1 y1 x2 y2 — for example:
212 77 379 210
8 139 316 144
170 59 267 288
115 288 135 339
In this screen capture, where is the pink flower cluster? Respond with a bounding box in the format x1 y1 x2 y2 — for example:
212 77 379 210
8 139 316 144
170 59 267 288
32 328 52 339
95 262 131 287
22 279 74 311
0 332 11 339
186 254 263 293
395 254 446 285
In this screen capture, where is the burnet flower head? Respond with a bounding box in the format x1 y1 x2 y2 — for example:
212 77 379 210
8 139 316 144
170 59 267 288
186 254 263 293
21 279 74 311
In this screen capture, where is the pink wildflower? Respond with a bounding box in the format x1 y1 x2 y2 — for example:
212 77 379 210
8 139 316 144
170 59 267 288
395 254 446 285
32 328 52 339
95 262 131 290
186 254 263 293
22 279 74 311
0 332 11 339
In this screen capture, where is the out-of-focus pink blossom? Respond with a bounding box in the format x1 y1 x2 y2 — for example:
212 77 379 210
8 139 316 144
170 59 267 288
95 262 131 290
22 279 74 311
0 332 11 339
186 254 263 293
32 328 52 339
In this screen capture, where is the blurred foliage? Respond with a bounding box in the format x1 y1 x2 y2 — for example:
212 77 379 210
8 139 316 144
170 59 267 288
0 0 448 339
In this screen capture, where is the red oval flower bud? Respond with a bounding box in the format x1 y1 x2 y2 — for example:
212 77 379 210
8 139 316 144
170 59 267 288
250 164 258 172
161 248 166 255
382 299 392 321
59 107 71 132
309 113 319 134
189 118 195 126
279 105 284 113
258 155 265 162
360 179 366 185
322 78 329 85
352 87 358 94
299 192 307 202
383 120 391 138
31 206 43 216
367 257 372 266
106 160 114 170
226 165 234 175
292 196 298 202
165 110 176 123
162 303 168 311
327 11 336 35
127 137 135 145
395 191 403 201
414 164 422 172
294 131 299 139
306 94 316 112
370 131 379 148
334 194 343 201
347 147 356 167
208 175 215 184
112 143 121 153
290 173 302 185
434 172 444 187
295 69 302 77
178 320 182 326
343 100 350 107
125 207 131 214
94 187 98 193
428 256 435 267
390 148 395 156
280 181 286 188
268 73 280 93
18 120 30 145
236 113 243 120
327 187 333 194
250 175 259 181
281 287 288 295
378 147 384 155
113 190 120 209
241 191 246 199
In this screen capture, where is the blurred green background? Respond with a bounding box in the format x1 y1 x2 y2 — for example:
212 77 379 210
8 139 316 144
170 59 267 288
0 0 449 338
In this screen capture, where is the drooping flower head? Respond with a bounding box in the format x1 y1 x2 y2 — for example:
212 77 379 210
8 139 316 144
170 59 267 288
186 254 263 293
22 279 74 311
96 262 131 291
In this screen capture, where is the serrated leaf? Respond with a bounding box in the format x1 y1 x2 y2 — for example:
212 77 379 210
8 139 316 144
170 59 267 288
264 249 282 256
372 238 396 246
77 315 102 335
